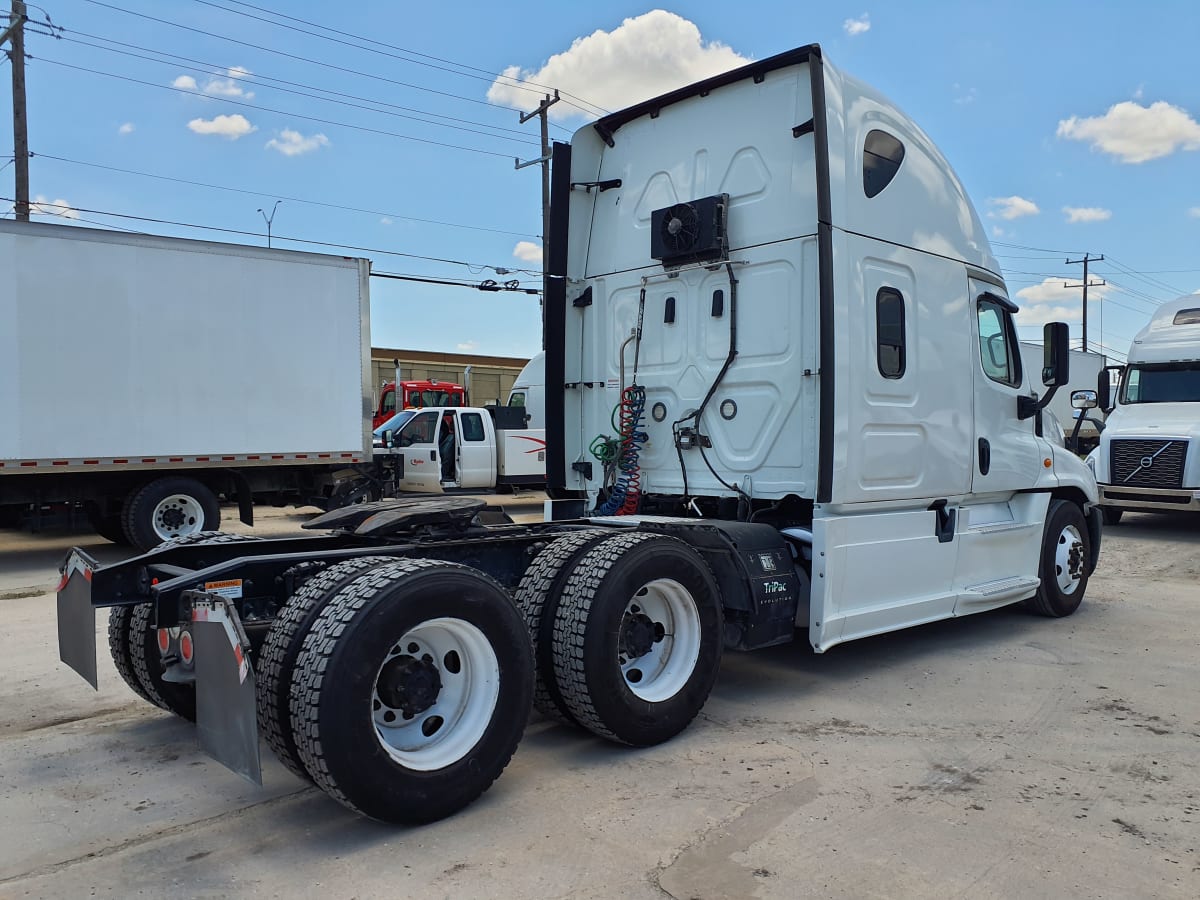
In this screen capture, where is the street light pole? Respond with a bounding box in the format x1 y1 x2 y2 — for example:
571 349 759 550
257 200 281 248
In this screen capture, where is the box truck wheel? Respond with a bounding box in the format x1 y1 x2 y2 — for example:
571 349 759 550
288 559 533 823
128 602 197 720
1028 500 1090 618
257 556 394 781
513 529 611 725
550 532 723 746
107 606 159 707
1101 507 1123 526
122 476 220 551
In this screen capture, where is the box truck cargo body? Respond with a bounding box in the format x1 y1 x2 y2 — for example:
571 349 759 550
0 220 372 549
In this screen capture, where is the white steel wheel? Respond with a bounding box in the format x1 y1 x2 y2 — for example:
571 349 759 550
619 578 702 703
1054 523 1086 595
151 493 207 542
371 616 501 771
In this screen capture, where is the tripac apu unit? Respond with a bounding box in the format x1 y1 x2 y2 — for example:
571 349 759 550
650 193 729 267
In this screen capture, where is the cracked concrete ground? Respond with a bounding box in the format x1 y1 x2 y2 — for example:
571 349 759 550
0 506 1197 899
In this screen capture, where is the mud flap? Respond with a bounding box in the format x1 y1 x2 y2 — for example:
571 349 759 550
56 550 99 689
188 591 262 786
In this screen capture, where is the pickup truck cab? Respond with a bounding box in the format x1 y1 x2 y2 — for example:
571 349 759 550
375 406 545 492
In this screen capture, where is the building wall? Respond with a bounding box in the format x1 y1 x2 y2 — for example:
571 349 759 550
370 347 530 409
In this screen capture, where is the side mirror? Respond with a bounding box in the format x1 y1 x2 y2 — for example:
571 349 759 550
1071 390 1097 410
1042 322 1070 387
1096 369 1112 411
382 429 394 447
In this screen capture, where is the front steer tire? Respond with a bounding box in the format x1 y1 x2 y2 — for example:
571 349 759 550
289 559 534 824
550 532 723 747
1027 499 1090 618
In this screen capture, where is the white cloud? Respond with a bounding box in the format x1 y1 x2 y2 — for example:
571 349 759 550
380 216 393 226
991 226 1005 238
187 114 256 139
30 195 79 219
1063 206 1112 223
1057 100 1200 164
953 83 977 106
843 13 871 36
118 122 135 135
512 241 543 263
1015 278 1111 325
265 129 330 156
1188 207 1200 218
173 67 254 99
457 340 479 352
988 195 1040 220
487 11 750 121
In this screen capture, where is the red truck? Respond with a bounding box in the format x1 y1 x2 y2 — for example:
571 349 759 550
373 379 466 429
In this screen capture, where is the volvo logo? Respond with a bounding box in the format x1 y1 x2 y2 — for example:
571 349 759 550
1140 455 1154 469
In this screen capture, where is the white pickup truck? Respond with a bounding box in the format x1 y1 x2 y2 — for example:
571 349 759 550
374 405 546 492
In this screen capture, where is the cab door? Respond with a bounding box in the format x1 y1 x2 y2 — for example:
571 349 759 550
455 410 494 488
970 284 1048 494
953 281 1049 614
394 410 443 493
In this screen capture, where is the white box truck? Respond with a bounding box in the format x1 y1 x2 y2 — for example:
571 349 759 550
1018 343 1107 453
1084 295 1200 523
57 44 1102 825
0 220 372 550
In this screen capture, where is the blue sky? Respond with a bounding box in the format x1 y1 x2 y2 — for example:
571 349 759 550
4 1 1199 362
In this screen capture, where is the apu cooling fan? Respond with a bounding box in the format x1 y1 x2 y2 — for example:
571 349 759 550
649 193 729 267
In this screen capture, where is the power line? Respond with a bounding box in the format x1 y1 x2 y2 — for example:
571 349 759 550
213 0 609 118
57 30 540 141
1100 255 1187 297
76 0 576 131
0 196 544 273
189 0 608 119
32 56 523 159
372 270 540 295
33 152 539 238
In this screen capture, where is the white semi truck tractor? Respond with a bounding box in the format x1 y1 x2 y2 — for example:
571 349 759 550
1083 295 1200 524
56 43 1101 825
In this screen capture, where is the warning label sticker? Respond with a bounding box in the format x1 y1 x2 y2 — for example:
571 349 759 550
203 578 243 600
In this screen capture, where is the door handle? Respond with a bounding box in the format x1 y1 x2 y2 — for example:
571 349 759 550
978 438 991 476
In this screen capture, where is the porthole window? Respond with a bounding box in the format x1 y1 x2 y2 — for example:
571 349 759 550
876 288 906 379
863 130 905 198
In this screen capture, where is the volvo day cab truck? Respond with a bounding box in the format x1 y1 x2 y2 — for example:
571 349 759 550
1 220 373 550
1085 295 1200 523
57 44 1101 826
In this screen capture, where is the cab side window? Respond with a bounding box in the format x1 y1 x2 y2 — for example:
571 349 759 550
977 297 1021 387
876 288 906 378
460 413 486 442
398 411 437 446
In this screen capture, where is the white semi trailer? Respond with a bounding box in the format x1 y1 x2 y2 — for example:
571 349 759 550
1084 295 1200 523
57 44 1101 825
1 220 373 550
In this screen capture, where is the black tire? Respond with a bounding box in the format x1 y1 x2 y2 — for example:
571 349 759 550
128 602 197 720
289 559 534 824
550 532 723 747
87 502 130 545
257 555 394 780
1027 499 1091 617
513 529 611 725
122 477 221 552
1101 506 1123 526
107 606 157 706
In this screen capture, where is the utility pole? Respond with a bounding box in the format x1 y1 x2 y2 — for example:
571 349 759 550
515 90 559 350
1065 253 1105 352
5 0 29 221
